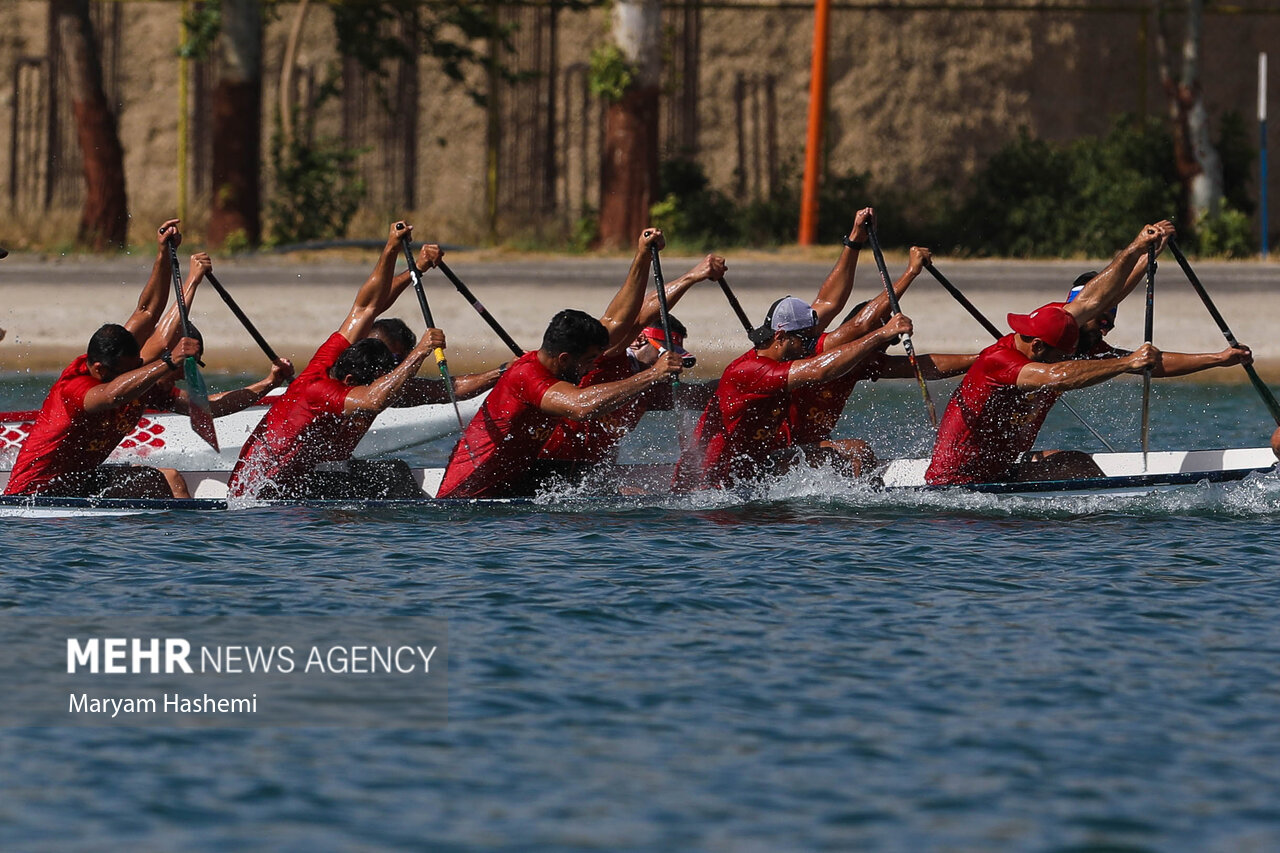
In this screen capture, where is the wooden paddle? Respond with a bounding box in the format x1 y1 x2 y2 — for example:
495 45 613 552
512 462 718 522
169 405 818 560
165 239 218 451
434 260 524 358
204 271 281 364
1140 243 1156 471
866 222 937 427
924 260 1118 453
1168 239 1280 424
398 234 468 440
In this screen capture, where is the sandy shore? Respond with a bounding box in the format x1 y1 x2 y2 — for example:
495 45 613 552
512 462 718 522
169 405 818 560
2 250 1278 382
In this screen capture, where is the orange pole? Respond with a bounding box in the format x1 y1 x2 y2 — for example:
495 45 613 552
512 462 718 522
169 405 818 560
799 0 831 246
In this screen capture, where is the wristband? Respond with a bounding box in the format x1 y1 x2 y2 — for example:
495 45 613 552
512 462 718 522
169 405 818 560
842 235 864 249
160 350 177 371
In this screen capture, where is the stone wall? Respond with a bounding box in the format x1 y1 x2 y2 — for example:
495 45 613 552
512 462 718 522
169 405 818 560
2 1 1278 248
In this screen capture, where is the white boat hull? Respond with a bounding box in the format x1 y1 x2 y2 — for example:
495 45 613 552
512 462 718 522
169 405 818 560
0 391 487 471
0 447 1271 517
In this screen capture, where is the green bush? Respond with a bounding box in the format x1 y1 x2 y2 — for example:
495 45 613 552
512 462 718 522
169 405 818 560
265 78 368 247
945 117 1181 257
1195 203 1253 258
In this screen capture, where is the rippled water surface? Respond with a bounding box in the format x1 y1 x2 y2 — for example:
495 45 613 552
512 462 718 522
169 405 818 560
3 375 1280 851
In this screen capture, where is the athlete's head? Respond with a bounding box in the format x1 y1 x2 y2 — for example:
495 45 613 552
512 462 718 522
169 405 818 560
86 323 142 380
369 318 416 363
629 315 694 367
542 309 609 382
1008 303 1079 363
331 337 398 386
752 296 819 360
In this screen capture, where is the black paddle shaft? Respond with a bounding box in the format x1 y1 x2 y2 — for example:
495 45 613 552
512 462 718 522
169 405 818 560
205 271 279 363
717 277 755 335
436 260 523 357
1169 240 1280 424
649 245 676 356
399 237 438 328
165 238 194 340
924 262 1002 339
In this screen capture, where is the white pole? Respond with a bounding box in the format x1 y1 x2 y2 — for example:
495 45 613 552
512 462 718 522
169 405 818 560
1261 53 1270 259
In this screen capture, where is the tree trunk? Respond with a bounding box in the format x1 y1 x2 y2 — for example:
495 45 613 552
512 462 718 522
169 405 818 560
209 0 263 249
598 0 661 249
1154 0 1224 227
52 0 128 251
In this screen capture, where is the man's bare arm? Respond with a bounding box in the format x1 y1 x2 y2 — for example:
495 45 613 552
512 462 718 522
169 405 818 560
339 222 419 344
81 337 201 415
811 207 872 331
599 228 663 354
787 316 911 389
1065 221 1172 324
1015 345 1158 392
124 219 181 343
877 352 977 380
539 354 681 419
140 253 209 362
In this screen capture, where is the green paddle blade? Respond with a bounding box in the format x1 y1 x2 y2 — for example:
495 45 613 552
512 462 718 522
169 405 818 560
182 357 219 451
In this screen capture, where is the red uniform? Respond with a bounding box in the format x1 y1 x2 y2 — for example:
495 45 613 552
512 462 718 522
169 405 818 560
787 333 885 446
538 353 671 464
675 348 792 489
227 333 355 497
5 355 180 495
925 335 1059 485
437 351 561 498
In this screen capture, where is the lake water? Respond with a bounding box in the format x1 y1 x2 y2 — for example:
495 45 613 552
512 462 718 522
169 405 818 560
2 373 1279 851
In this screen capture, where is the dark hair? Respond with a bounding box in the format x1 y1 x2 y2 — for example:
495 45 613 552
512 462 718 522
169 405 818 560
664 315 689 340
87 324 140 369
1072 271 1099 289
542 309 608 357
371 318 416 357
331 338 397 385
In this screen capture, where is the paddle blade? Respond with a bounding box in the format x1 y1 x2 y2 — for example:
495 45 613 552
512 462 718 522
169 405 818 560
183 358 219 451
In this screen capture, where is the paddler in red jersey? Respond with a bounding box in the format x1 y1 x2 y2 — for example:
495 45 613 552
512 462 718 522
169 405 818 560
4 221 285 499
436 228 683 499
534 253 726 484
672 209 915 489
924 221 1184 486
786 246 977 475
227 222 449 500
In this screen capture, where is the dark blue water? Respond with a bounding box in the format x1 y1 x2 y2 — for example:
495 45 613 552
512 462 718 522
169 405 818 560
3 374 1280 851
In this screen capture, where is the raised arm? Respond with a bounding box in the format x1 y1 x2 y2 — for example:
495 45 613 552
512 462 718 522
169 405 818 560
786 315 912 389
178 358 295 417
824 246 930 347
599 228 663 354
633 254 727 331
538 352 681 419
1065 221 1173 324
339 222 414 343
811 207 872 331
124 219 181 343
1015 344 1158 392
140 252 210 362
381 243 442 315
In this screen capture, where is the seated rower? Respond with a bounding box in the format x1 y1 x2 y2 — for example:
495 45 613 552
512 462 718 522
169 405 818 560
5 224 292 498
926 221 1188 486
227 221 448 500
534 252 726 483
435 228 683 499
786 246 977 476
367 317 503 406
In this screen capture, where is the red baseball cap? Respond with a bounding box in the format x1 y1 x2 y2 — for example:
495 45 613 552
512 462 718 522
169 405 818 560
642 326 692 358
1008 304 1079 352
